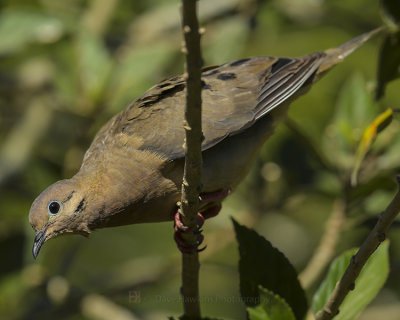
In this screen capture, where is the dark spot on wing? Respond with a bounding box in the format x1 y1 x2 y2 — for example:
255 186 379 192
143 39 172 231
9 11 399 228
75 198 86 214
156 82 173 89
137 83 185 108
229 58 251 67
204 69 220 77
218 73 237 80
270 58 293 74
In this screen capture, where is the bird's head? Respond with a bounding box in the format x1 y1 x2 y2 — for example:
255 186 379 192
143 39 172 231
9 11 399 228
29 179 91 259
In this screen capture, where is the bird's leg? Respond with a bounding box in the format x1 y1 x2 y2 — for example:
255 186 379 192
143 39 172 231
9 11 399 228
174 188 231 253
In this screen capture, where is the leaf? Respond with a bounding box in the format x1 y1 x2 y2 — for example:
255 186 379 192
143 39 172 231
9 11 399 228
376 31 400 100
232 218 307 320
323 73 378 170
0 9 64 55
312 248 356 314
351 108 394 185
334 73 377 143
312 241 390 320
247 287 296 320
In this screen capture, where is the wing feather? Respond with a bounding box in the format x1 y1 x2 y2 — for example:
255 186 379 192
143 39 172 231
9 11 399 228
254 53 325 119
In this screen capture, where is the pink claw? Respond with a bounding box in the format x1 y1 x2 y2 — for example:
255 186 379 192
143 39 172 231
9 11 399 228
173 188 231 253
174 211 204 232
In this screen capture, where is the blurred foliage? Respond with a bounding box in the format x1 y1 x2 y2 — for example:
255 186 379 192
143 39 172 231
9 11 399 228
0 0 400 319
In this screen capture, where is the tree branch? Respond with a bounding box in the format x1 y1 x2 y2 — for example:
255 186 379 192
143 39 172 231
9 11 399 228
316 178 400 320
179 0 203 318
299 198 346 289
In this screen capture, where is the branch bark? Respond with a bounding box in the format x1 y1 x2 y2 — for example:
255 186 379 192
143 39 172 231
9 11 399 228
179 0 203 318
316 179 400 320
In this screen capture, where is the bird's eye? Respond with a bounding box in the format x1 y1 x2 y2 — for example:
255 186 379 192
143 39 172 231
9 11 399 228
47 200 62 216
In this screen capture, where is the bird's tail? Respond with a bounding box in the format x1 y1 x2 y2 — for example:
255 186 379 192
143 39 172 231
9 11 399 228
317 26 385 75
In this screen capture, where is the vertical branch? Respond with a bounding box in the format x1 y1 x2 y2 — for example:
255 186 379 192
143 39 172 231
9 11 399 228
180 0 203 318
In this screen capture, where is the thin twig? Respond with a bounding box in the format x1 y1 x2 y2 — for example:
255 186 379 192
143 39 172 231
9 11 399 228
316 178 400 320
299 198 347 289
179 0 204 318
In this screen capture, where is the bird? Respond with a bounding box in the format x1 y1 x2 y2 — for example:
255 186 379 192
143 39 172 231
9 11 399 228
29 27 382 259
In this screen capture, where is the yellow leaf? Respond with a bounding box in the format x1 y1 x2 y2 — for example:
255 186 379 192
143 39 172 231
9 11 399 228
351 108 394 186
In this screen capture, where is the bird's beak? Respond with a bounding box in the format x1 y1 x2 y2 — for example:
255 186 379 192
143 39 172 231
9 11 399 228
32 226 48 259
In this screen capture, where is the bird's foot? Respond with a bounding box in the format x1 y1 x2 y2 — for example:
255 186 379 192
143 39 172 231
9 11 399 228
174 211 206 253
174 188 231 253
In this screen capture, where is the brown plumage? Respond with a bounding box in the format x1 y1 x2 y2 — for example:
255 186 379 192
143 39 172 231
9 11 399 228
29 28 382 258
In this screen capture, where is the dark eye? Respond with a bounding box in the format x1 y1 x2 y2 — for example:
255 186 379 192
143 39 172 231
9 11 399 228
47 200 62 216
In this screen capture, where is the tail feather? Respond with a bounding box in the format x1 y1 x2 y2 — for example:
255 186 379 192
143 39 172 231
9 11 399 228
318 26 385 75
254 27 384 118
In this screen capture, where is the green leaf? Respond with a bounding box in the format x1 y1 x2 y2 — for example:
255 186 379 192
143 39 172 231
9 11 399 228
0 9 63 55
376 32 400 100
248 287 296 320
334 73 377 143
323 73 378 170
312 241 390 320
312 248 356 314
232 218 307 320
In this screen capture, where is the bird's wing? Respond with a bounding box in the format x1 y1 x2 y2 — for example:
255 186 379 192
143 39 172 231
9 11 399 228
80 28 382 167
83 54 326 163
